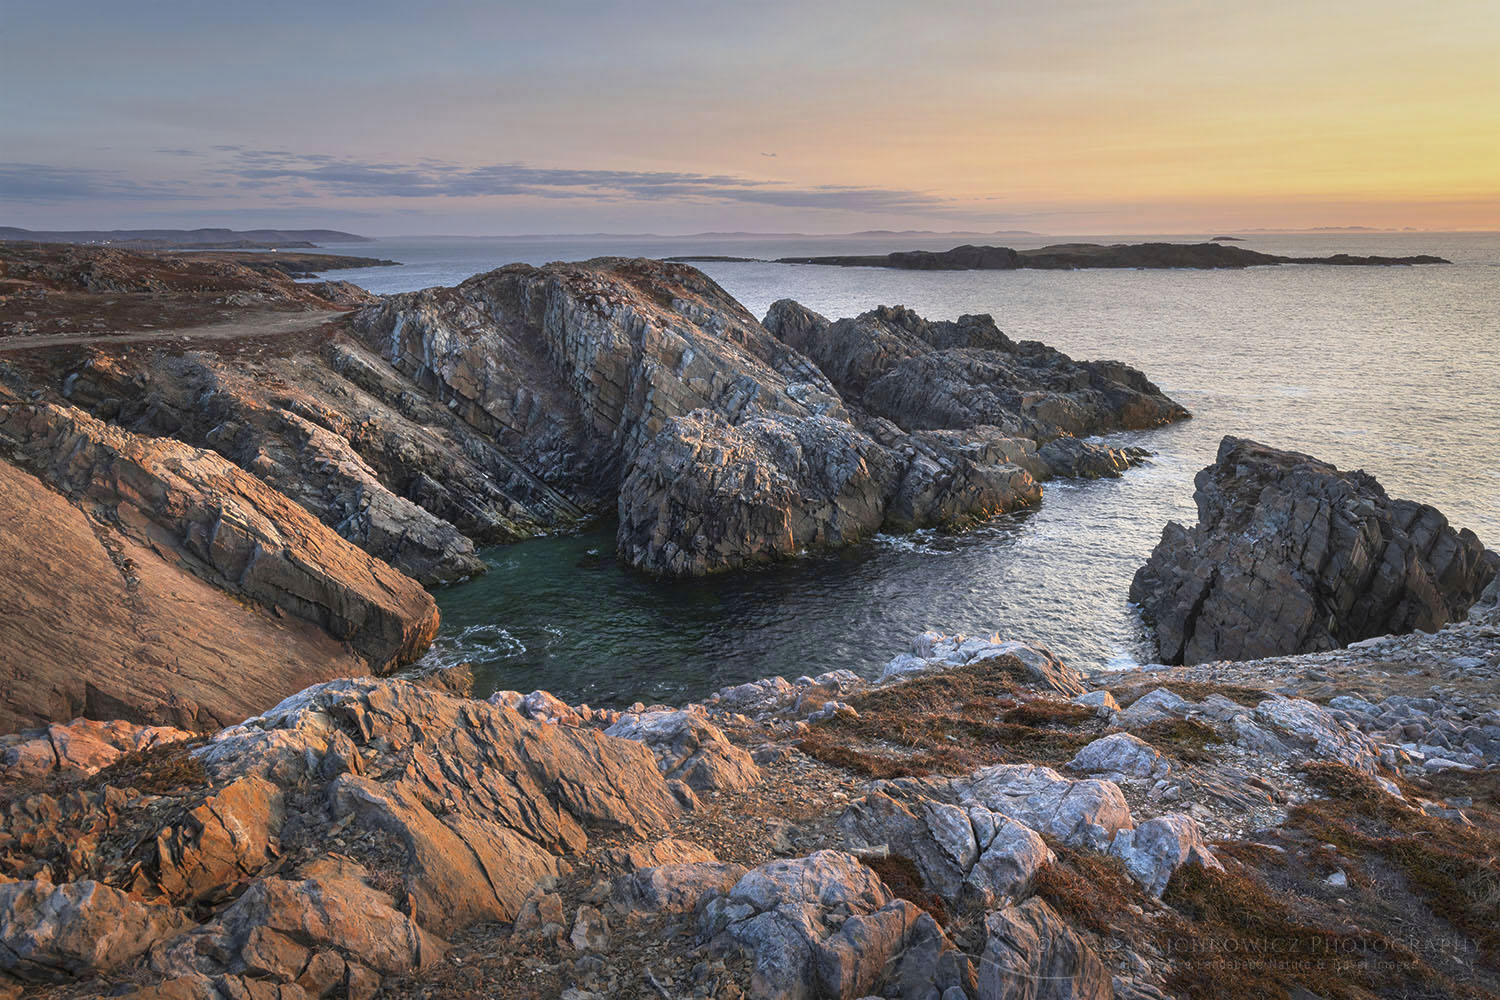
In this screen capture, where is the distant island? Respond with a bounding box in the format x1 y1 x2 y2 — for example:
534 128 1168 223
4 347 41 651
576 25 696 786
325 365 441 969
0 226 372 250
757 242 1450 270
1210 235 1244 242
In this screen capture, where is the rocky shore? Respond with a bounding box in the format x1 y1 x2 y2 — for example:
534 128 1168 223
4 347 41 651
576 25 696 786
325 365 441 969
2 243 1188 728
773 242 1451 270
3 240 1497 999
3 601 1498 999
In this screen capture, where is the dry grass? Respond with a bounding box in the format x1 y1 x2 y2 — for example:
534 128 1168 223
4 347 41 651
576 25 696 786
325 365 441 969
1031 839 1148 938
1112 680 1269 709
863 853 950 925
1133 718 1223 764
796 658 1103 778
1293 761 1500 963
1159 859 1453 1000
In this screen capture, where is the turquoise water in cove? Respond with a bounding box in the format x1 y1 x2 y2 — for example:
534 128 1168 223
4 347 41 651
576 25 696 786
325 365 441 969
319 231 1500 706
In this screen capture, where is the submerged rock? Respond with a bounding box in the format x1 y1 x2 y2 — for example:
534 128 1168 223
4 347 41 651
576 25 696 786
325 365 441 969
1132 436 1498 664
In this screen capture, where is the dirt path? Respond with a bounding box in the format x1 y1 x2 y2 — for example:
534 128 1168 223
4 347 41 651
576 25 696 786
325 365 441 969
0 308 345 353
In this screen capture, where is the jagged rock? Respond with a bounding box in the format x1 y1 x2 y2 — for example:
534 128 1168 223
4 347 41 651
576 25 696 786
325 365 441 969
1132 436 1498 664
353 261 1181 577
1 719 192 778
127 972 314 1000
0 454 405 733
617 409 897 575
1234 697 1382 774
569 904 610 952
615 862 747 915
1117 689 1193 728
1 403 438 671
606 709 761 793
1117 687 1382 774
155 776 285 903
701 851 971 1000
950 765 1133 852
1036 436 1140 480
1108 815 1220 897
1071 691 1121 718
328 776 559 934
0 879 191 981
1470 574 1500 626
978 898 1113 1000
1066 734 1171 780
762 301 1186 441
0 403 439 732
837 790 1052 907
605 837 718 871
511 892 565 937
194 679 681 932
151 861 442 983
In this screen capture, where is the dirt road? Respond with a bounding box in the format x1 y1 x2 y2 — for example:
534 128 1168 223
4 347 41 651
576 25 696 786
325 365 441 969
0 308 344 353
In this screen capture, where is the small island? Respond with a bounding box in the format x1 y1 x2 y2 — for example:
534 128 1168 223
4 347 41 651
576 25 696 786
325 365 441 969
769 241 1450 270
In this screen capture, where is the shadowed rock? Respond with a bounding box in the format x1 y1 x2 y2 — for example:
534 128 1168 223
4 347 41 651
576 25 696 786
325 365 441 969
1131 436 1498 664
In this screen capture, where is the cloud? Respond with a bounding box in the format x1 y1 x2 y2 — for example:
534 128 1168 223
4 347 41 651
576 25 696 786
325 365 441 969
0 149 949 216
211 149 944 213
0 163 194 202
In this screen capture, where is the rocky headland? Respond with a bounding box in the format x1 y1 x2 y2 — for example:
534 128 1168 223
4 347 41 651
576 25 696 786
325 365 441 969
772 242 1451 270
0 242 1183 729
3 240 1497 1000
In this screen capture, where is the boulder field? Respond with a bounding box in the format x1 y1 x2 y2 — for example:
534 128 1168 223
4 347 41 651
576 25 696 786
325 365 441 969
1132 436 1498 665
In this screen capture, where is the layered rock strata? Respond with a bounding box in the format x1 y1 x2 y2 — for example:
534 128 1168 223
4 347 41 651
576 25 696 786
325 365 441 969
356 259 1186 575
0 400 438 732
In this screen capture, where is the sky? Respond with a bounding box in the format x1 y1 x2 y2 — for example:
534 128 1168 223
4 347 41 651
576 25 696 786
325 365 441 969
3 0 1498 236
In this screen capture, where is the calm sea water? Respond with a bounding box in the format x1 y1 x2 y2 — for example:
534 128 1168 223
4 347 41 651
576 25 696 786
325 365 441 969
319 232 1500 706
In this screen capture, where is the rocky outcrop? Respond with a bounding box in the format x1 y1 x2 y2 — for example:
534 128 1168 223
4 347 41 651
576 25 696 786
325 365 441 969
880 633 1089 698
0 402 438 731
0 719 193 778
0 880 191 982
978 898 1113 1000
700 851 973 1000
1132 436 1498 664
762 301 1185 443
776 241 1449 270
352 259 1184 576
605 708 761 794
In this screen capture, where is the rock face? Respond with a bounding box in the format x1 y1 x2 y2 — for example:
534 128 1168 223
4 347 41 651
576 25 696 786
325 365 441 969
1132 437 1498 664
604 709 762 793
978 898 1113 1000
0 402 439 732
354 259 1185 576
0 880 191 981
762 301 1185 442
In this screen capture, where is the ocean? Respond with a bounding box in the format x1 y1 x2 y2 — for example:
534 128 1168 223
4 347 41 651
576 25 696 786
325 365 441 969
317 231 1500 705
